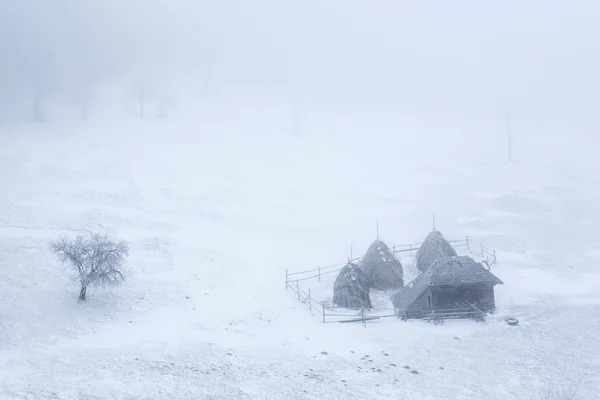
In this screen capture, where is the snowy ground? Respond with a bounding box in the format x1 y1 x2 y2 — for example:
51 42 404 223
1 103 599 399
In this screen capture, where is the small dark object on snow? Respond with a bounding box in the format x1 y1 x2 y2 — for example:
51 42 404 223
404 365 410 369
415 230 457 273
333 262 372 309
439 367 444 370
321 351 328 355
359 239 404 290
505 317 519 326
390 363 397 367
410 370 419 374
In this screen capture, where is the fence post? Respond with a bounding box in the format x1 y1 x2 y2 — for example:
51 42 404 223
296 281 300 300
308 289 312 311
466 236 470 249
493 250 496 264
322 303 325 323
285 269 288 288
318 266 321 281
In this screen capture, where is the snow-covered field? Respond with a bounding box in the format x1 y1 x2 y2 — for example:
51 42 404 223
1 103 599 399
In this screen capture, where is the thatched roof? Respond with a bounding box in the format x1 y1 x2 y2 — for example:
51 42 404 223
392 256 503 310
415 230 457 272
333 262 372 309
427 256 503 286
358 239 404 290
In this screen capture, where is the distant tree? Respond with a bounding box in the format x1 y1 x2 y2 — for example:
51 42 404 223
50 233 129 301
506 113 513 163
32 89 43 122
77 86 93 122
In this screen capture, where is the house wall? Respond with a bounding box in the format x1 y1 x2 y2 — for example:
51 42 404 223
432 283 496 312
405 287 434 318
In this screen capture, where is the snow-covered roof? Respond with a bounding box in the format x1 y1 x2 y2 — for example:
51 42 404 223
391 256 503 310
391 271 431 310
428 256 503 286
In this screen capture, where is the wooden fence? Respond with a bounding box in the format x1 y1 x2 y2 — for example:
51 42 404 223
285 237 497 287
287 279 397 324
285 237 498 324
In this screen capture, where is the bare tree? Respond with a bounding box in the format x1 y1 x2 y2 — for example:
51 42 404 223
32 88 44 122
50 233 129 301
539 384 578 400
506 113 513 163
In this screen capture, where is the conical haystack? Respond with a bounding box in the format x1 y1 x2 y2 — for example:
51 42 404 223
415 230 457 272
359 239 404 290
333 262 372 309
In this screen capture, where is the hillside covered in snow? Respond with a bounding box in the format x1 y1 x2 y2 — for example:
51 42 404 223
1 103 599 399
2 1 600 398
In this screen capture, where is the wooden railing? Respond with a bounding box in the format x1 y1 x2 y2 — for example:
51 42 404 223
285 237 497 287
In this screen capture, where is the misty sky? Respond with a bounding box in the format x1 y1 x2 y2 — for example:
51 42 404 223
1 0 599 122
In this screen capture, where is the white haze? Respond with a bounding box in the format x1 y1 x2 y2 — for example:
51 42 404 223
1 0 600 124
2 2 600 399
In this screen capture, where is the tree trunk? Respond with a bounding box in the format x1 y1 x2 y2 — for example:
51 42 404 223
79 285 87 301
33 94 43 122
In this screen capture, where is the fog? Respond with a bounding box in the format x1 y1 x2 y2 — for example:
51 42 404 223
1 0 599 127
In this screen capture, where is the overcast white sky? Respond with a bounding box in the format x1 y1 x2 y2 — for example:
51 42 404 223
1 0 599 123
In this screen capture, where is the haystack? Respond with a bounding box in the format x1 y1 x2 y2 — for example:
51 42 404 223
415 230 457 272
358 239 404 290
333 262 372 309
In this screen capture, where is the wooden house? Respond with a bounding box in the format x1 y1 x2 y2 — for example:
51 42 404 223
391 256 503 320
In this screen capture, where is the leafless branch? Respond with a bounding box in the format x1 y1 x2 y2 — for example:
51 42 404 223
50 232 129 300
539 384 578 400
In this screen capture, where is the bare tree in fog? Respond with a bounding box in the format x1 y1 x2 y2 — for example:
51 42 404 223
506 114 513 163
32 81 44 122
50 233 129 301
